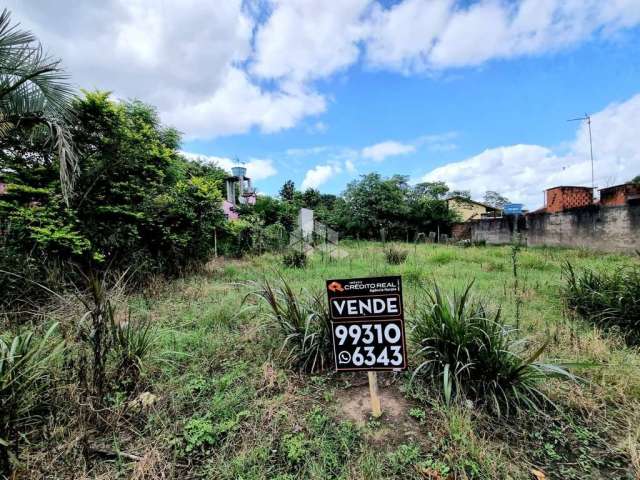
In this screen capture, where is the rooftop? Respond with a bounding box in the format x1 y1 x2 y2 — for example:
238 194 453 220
599 182 639 191
447 195 501 211
545 185 594 191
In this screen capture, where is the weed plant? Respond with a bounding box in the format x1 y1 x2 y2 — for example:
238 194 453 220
282 250 307 269
385 246 408 265
112 316 155 392
410 282 573 415
563 261 640 344
250 278 333 373
0 323 64 473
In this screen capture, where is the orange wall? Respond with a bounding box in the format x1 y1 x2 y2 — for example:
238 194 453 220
545 187 593 213
600 184 640 206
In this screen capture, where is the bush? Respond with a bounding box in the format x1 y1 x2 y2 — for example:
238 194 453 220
410 282 572 415
1 92 228 293
112 315 155 393
250 279 332 373
384 246 408 265
0 323 64 472
282 250 307 269
563 262 640 344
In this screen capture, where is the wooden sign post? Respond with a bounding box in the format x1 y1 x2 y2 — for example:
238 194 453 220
326 276 407 418
368 371 382 417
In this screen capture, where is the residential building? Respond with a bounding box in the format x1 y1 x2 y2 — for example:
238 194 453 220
599 182 640 206
446 196 501 222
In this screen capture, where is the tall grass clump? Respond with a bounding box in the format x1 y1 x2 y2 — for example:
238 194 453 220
384 246 408 265
282 250 308 269
1 323 64 473
73 271 156 406
410 282 572 415
563 261 640 344
112 316 156 392
250 278 333 373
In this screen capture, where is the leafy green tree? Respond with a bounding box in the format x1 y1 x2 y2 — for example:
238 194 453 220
413 181 450 200
279 180 296 201
339 173 410 238
69 92 226 273
632 175 640 185
407 182 457 235
252 195 297 232
483 190 509 209
0 9 76 203
1 91 227 291
301 188 321 209
314 193 338 224
449 189 471 200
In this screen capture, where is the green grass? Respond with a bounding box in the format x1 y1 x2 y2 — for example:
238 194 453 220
12 242 640 479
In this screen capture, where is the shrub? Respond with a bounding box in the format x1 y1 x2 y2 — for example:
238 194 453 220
384 246 408 265
2 91 228 288
263 223 288 251
112 315 155 393
563 262 640 344
250 279 332 373
0 323 64 472
74 272 154 404
410 282 572 415
282 250 307 269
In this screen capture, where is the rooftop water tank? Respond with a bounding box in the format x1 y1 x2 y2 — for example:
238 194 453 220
231 166 246 177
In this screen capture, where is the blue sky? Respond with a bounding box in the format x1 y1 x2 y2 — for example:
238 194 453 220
9 0 640 208
188 32 640 196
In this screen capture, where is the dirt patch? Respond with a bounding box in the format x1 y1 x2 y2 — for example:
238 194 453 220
334 385 424 446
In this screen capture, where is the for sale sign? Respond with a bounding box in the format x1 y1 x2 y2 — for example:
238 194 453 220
326 276 407 371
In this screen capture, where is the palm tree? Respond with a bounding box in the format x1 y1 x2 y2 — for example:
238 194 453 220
0 8 77 203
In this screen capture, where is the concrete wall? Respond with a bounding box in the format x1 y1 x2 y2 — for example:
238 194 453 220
469 204 640 253
470 215 526 245
222 200 239 220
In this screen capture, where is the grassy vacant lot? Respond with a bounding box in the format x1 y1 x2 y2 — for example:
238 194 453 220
24 242 640 479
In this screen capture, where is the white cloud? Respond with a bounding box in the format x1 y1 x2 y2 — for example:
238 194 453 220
366 0 452 72
366 0 640 72
361 140 416 162
415 132 459 152
164 68 326 139
6 0 325 139
301 163 342 189
286 146 331 157
8 0 640 139
421 93 640 209
251 0 371 82
306 121 328 134
181 152 278 181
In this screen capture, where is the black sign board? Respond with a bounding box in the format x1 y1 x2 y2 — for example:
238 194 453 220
326 276 407 371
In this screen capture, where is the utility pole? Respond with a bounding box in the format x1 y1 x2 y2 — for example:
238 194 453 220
568 114 594 190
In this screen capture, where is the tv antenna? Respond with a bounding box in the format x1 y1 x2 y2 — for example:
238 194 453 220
567 114 594 190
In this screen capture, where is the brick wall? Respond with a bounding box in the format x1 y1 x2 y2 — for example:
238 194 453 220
600 184 640 207
468 204 640 253
545 186 593 213
451 222 471 240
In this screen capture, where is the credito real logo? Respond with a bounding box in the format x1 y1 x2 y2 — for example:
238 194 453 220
327 281 345 292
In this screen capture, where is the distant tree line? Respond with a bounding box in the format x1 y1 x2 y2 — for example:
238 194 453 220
241 174 460 241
